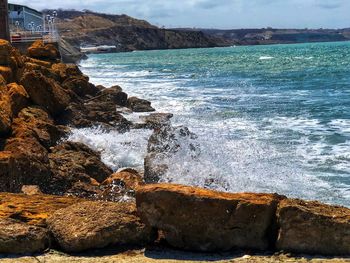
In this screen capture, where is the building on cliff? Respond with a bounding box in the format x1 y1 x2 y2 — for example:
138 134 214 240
8 3 44 31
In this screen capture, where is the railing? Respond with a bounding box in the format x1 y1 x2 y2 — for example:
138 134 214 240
10 30 59 44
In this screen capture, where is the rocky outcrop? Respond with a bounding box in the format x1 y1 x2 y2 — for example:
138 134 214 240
276 199 350 256
47 201 156 252
20 71 71 116
137 184 284 251
127 96 155 112
0 218 50 254
27 40 61 61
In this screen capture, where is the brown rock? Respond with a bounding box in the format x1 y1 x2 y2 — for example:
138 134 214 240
27 40 60 61
0 40 12 65
48 141 113 195
21 185 43 195
136 184 284 252
62 76 99 97
0 87 12 135
96 86 128 106
99 168 143 201
47 201 156 252
0 66 13 83
0 218 50 254
276 198 350 256
127 96 155 112
6 83 29 116
0 192 82 227
51 63 83 81
20 71 71 116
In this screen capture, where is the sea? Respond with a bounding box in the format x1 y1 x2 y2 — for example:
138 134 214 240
71 41 350 207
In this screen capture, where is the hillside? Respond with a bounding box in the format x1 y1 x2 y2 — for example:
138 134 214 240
47 10 223 51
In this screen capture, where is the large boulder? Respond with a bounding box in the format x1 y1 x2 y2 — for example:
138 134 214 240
48 141 113 195
47 201 156 252
62 76 99 98
276 199 350 256
27 40 61 61
127 96 155 112
20 71 71 116
136 184 284 252
0 192 82 227
0 218 50 254
0 80 12 135
5 83 29 116
0 66 13 83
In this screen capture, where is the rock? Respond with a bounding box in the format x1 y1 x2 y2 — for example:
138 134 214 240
48 141 113 195
21 185 43 195
276 198 350 256
5 83 29 116
99 168 143 201
0 192 81 227
27 40 61 61
136 184 284 252
0 218 50 254
0 40 12 65
139 113 173 129
96 86 128 106
47 201 156 252
51 63 83 81
20 71 71 116
0 85 12 136
11 107 66 149
0 66 13 83
127 96 155 112
144 125 199 183
62 76 99 97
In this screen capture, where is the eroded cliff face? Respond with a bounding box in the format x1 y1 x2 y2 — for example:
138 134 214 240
52 11 222 51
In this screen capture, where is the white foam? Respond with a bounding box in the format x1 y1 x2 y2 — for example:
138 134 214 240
259 56 274 60
67 126 152 171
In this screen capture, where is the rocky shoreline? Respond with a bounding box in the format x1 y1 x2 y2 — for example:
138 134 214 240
0 39 349 261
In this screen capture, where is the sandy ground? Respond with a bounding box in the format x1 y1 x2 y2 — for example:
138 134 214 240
0 248 349 263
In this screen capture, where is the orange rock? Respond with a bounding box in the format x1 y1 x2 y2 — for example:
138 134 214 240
276 198 350 256
20 71 71 116
6 83 29 116
27 40 61 61
0 66 13 83
0 40 12 65
0 83 12 135
0 192 82 227
136 183 285 252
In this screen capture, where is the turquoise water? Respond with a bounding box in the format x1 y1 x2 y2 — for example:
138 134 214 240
79 41 350 207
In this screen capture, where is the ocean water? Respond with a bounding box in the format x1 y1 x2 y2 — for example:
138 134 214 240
75 41 350 207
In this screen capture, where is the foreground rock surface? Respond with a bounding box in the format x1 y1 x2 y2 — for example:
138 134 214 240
47 201 156 252
0 218 50 254
276 198 350 256
0 192 82 227
137 184 284 252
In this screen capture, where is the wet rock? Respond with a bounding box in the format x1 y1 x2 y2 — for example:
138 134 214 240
144 125 199 183
20 71 71 116
27 40 61 61
136 184 284 252
95 86 128 106
47 201 156 252
51 63 83 81
0 218 50 254
48 141 113 195
5 83 29 116
140 113 173 129
0 192 82 227
98 168 144 201
127 96 155 112
0 82 12 136
276 198 350 256
62 76 99 98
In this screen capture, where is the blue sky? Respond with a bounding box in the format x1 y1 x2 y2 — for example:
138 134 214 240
10 0 350 29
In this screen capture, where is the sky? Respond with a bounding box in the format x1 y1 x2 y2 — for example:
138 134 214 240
9 0 350 29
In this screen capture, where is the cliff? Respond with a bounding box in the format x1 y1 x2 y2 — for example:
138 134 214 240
47 10 221 51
